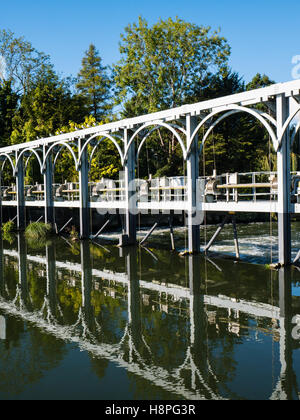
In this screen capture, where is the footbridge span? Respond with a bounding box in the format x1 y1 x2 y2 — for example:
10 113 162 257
1 80 300 265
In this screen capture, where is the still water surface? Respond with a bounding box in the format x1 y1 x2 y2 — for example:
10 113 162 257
0 221 300 400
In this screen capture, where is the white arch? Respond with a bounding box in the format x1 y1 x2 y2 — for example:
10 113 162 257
0 153 15 173
291 122 300 147
186 105 278 155
278 104 300 148
42 142 78 173
77 133 124 170
14 148 43 175
136 123 187 161
200 109 278 149
123 121 187 164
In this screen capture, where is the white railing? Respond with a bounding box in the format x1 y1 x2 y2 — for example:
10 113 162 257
2 171 300 206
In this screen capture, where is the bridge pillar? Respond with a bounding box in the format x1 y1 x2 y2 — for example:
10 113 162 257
16 155 25 231
186 115 200 254
277 94 291 266
78 138 90 239
44 150 54 227
123 129 137 246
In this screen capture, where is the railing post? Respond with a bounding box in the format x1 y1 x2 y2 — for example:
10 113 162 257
186 115 200 254
123 129 136 246
78 137 90 239
44 147 54 227
277 94 291 266
16 153 25 231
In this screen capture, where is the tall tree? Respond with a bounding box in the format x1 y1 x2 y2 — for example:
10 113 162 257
0 80 18 147
113 16 231 116
0 29 52 95
76 44 111 121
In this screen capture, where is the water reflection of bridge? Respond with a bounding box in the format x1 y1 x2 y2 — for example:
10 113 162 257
0 237 299 400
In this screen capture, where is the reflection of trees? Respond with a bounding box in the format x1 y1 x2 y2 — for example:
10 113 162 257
0 236 299 400
0 317 67 396
89 357 109 382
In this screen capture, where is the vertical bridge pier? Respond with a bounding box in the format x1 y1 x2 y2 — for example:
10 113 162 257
0 80 299 264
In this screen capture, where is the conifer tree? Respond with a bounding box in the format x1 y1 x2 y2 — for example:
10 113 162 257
76 44 111 121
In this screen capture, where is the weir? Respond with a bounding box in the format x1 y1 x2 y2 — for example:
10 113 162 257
1 80 300 265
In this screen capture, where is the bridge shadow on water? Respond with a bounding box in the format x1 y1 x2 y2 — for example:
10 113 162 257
0 233 299 400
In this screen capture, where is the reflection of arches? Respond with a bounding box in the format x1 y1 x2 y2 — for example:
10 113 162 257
77 133 124 169
14 148 43 175
186 105 278 155
42 142 78 173
124 121 187 163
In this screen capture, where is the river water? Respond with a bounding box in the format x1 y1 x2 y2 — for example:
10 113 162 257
0 221 300 400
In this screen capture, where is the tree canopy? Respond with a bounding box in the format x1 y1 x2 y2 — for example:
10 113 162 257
113 16 231 116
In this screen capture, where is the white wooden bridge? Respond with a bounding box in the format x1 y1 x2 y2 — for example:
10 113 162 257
1 80 300 265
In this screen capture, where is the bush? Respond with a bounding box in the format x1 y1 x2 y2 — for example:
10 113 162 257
2 221 15 236
25 222 51 240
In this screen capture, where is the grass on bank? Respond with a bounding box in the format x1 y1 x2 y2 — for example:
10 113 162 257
25 222 51 240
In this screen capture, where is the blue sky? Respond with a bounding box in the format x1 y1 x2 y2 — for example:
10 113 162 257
1 0 300 84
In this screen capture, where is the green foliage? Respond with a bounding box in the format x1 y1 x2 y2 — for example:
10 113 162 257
0 28 52 95
2 220 15 235
11 67 84 145
1 221 16 244
25 222 51 240
0 81 18 147
113 16 230 114
69 225 79 241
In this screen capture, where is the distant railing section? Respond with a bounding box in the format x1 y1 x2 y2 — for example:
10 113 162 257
2 171 300 205
203 171 279 203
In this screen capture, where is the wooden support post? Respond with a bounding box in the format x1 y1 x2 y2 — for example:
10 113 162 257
123 129 137 246
58 217 73 234
169 212 175 251
186 115 200 254
204 214 229 253
231 215 240 260
91 218 111 239
16 155 25 231
79 138 90 239
140 221 160 246
277 94 291 266
44 150 54 227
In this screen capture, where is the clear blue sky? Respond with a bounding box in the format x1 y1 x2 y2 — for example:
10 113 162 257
1 0 300 84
